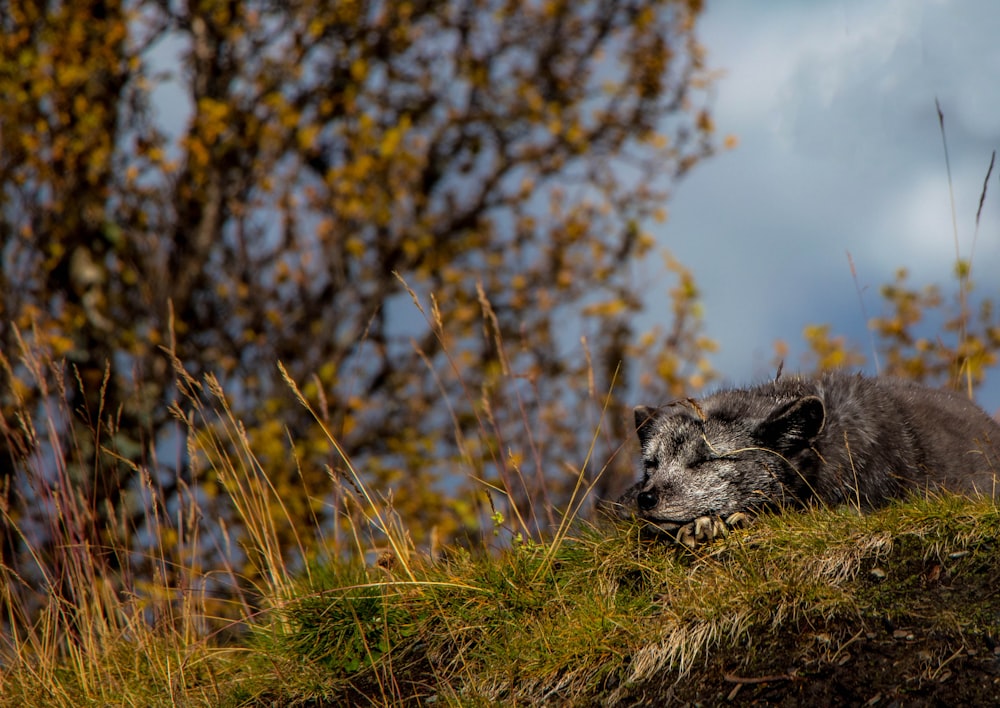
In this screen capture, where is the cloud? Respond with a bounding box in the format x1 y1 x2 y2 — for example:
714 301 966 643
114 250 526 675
649 0 1000 409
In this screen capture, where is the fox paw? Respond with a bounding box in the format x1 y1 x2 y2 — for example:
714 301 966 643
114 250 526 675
675 512 748 549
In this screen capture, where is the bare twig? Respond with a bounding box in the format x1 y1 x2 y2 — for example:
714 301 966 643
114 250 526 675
724 671 795 684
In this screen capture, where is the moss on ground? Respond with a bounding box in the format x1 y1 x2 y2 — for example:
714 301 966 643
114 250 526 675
5 495 997 706
238 495 1000 706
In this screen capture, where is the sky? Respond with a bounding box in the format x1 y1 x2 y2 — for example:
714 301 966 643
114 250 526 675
644 0 1000 413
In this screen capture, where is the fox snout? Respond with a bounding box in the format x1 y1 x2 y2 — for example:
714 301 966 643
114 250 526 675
636 490 658 511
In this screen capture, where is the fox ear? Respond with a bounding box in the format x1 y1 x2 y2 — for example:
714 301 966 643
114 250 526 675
758 395 825 452
634 405 658 446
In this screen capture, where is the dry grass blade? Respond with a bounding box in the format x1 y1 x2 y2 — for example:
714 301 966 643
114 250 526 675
846 250 880 374
277 360 416 583
0 339 247 706
975 150 995 228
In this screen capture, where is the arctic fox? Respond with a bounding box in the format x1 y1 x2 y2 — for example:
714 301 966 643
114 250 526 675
617 372 1000 547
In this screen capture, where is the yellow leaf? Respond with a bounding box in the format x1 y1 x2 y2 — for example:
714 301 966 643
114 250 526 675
350 58 366 82
581 299 626 317
345 236 365 257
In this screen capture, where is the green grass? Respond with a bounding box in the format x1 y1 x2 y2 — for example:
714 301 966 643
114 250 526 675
3 487 1000 705
216 496 1000 704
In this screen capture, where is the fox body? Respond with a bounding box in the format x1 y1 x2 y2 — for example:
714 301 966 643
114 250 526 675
617 372 1000 545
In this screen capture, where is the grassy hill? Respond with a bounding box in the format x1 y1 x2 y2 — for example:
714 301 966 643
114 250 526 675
5 494 1000 706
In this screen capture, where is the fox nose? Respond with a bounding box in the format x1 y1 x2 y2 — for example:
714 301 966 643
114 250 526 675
637 490 658 511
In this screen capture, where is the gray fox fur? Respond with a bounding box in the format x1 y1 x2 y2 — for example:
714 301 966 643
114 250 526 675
617 372 1000 546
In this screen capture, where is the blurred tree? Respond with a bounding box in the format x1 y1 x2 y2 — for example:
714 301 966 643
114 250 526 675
870 265 1000 391
0 0 719 583
785 264 1000 396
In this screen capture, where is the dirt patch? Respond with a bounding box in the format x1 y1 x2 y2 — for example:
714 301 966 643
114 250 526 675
616 624 1000 706
613 543 1000 707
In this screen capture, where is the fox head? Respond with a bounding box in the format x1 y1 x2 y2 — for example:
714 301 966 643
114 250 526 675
617 394 826 533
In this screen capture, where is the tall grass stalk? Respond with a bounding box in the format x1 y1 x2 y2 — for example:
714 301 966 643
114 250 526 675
0 332 227 704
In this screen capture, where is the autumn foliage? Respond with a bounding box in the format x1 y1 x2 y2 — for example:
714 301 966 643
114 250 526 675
798 264 1000 393
1 0 719 608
